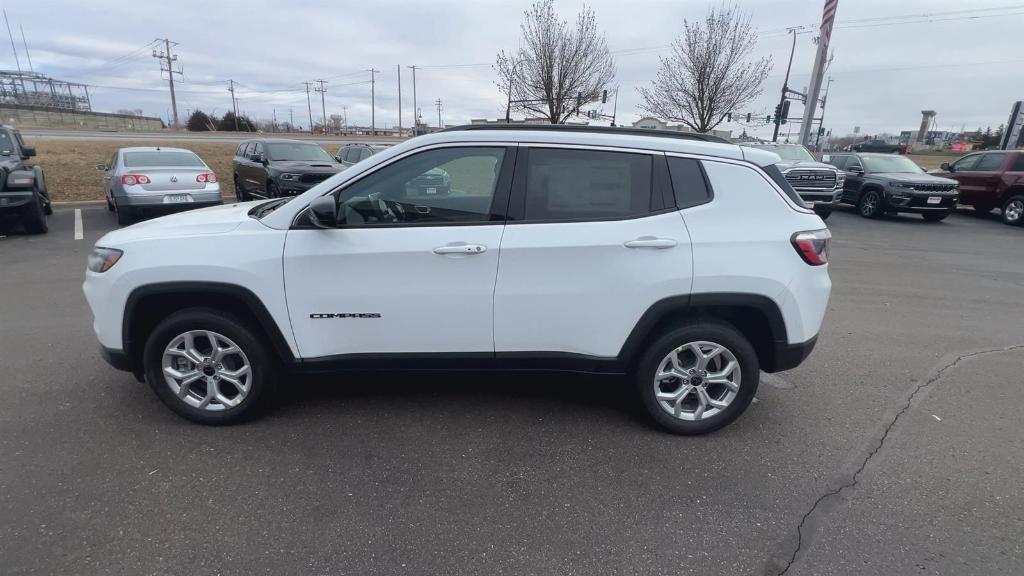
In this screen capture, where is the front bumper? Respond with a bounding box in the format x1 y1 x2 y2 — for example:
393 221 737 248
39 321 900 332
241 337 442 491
0 190 35 210
884 191 958 213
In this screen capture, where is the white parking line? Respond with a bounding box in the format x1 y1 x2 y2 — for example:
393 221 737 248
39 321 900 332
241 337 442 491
74 209 83 240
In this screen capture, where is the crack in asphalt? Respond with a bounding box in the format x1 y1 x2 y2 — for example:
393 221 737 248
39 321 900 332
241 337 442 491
768 344 1024 576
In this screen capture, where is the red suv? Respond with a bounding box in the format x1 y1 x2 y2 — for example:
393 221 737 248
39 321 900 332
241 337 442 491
933 151 1024 226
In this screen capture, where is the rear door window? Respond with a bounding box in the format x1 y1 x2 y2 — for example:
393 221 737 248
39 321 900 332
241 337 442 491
975 153 1006 171
1012 155 1024 172
517 148 654 221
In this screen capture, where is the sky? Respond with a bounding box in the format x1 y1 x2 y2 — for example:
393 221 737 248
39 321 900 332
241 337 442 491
5 0 1024 139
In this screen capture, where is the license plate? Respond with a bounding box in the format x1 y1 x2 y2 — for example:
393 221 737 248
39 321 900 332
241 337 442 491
426 187 437 195
163 194 193 204
927 196 941 205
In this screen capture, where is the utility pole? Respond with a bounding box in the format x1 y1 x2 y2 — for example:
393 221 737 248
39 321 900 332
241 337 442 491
227 79 239 131
289 108 294 132
773 28 798 143
19 25 33 72
342 106 348 132
407 65 418 133
367 68 379 135
303 81 314 133
396 64 402 135
152 38 182 128
435 98 443 129
799 0 839 146
314 79 328 134
2 10 20 73
272 108 277 132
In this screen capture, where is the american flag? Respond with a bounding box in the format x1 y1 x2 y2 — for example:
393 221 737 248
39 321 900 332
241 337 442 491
821 0 839 43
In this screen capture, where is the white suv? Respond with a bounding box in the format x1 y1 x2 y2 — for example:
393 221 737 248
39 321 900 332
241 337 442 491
83 126 831 435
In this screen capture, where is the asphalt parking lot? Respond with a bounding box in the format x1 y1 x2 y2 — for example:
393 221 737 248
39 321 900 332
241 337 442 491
1 205 1022 575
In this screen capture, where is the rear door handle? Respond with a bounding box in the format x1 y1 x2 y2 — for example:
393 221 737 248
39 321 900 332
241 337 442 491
433 243 487 255
624 236 677 249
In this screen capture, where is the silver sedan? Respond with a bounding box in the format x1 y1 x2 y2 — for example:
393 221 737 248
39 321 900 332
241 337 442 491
97 147 222 225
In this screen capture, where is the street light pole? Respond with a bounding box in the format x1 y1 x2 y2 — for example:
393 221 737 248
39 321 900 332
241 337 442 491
773 28 798 143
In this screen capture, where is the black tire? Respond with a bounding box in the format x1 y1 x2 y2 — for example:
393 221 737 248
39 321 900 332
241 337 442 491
115 203 134 226
142 308 277 425
635 320 759 435
33 168 52 215
1001 195 1024 226
857 189 883 218
267 181 282 199
21 189 48 234
107 196 115 212
234 176 248 201
922 212 948 222
815 208 832 220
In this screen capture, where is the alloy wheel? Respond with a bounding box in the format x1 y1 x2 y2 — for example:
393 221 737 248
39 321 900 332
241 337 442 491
653 341 741 421
860 191 879 217
161 330 252 411
1004 199 1023 224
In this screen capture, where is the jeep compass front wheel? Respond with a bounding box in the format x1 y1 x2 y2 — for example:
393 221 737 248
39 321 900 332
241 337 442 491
636 321 759 435
143 308 276 424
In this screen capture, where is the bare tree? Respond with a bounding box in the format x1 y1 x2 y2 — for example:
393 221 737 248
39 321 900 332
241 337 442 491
496 0 616 124
638 4 771 133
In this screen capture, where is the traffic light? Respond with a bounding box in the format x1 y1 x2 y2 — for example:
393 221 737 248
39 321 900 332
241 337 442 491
575 92 582 115
774 103 782 124
818 127 826 136
746 113 752 123
780 100 791 125
602 89 608 104
726 112 732 122
766 115 772 124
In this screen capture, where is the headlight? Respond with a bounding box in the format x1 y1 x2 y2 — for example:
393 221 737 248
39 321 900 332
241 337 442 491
280 173 302 181
87 247 123 273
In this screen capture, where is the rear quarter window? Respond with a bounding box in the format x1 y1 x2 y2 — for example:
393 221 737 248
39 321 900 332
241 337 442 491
666 156 711 209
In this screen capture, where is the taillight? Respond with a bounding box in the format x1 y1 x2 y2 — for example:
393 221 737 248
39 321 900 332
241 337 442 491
791 229 831 265
196 172 218 183
121 174 151 185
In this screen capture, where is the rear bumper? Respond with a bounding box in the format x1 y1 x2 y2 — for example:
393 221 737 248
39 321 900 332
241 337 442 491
116 188 222 207
769 335 819 373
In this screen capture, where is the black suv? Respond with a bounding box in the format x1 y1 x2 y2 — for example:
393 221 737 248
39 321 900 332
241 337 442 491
0 125 50 234
824 152 959 221
335 142 391 168
232 139 343 200
851 139 905 154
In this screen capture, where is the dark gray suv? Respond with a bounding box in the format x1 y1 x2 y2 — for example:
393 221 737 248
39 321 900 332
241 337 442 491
232 139 342 200
824 152 959 221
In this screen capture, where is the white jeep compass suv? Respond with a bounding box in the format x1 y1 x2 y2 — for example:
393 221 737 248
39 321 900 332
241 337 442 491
83 125 831 435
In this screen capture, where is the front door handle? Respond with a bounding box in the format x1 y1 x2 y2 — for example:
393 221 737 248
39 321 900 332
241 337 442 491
624 236 677 249
433 243 487 255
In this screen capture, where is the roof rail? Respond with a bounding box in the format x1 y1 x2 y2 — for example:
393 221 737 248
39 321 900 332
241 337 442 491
442 124 731 144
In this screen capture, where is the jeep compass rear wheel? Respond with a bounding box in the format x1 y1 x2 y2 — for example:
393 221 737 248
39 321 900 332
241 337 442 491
636 321 759 435
143 308 276 424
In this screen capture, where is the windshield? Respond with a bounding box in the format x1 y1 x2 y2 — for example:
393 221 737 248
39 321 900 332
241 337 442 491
862 155 924 174
750 144 815 162
123 151 204 167
267 143 334 162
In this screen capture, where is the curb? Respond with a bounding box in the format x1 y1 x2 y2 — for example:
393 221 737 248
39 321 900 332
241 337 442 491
52 200 107 207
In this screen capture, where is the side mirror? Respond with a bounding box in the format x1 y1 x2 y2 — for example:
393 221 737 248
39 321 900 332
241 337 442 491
850 166 864 175
95 164 108 172
308 196 338 228
940 162 952 172
250 153 265 164
21 146 36 157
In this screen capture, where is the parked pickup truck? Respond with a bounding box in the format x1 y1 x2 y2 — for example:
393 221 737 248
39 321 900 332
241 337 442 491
746 143 843 219
930 150 1024 226
0 125 51 233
